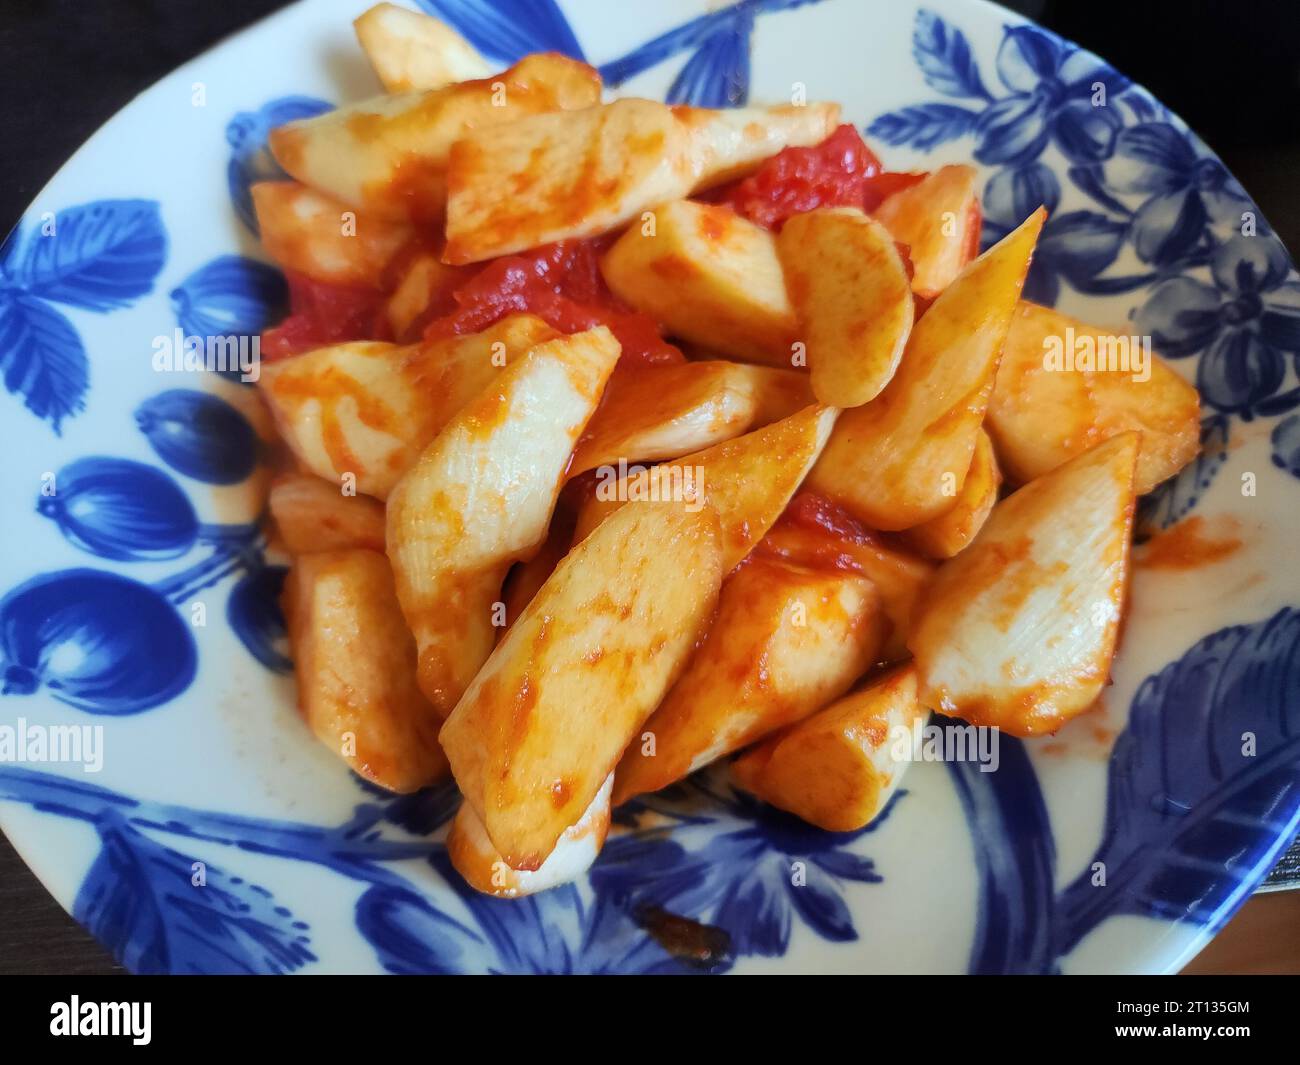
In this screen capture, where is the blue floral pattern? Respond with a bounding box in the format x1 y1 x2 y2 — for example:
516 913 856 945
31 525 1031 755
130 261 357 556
227 97 333 235
0 200 167 432
2 0 1299 975
870 9 1300 529
955 607 1300 974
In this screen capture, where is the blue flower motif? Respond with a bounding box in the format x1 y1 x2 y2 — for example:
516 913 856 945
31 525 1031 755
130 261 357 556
592 781 894 957
1137 234 1300 415
982 160 1128 304
1100 122 1253 266
358 855 699 974
973 25 1130 167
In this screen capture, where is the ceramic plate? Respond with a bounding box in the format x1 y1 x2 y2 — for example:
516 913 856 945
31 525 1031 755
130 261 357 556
2 0 1299 975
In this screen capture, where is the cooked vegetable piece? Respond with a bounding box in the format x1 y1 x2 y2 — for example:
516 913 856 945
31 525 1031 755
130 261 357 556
269 474 387 554
873 164 980 298
601 199 797 367
252 181 414 288
746 365 817 425
387 327 620 717
500 501 574 628
908 432 1139 737
568 361 812 477
731 663 924 831
259 314 558 499
444 101 838 264
777 206 914 406
282 549 448 792
384 249 469 341
900 428 1001 559
613 555 886 804
268 53 601 223
676 102 841 189
440 499 725 870
987 301 1201 495
447 774 612 897
353 2 491 93
756 495 934 663
571 405 837 571
807 208 1045 530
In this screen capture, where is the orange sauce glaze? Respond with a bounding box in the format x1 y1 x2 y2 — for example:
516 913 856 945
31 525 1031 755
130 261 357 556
1137 515 1243 570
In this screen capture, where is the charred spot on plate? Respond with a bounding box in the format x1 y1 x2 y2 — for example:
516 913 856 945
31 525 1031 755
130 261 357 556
634 905 732 971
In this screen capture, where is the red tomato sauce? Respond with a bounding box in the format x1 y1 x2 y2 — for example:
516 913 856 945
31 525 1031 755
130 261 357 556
720 124 927 229
782 490 877 545
423 238 684 369
261 272 391 361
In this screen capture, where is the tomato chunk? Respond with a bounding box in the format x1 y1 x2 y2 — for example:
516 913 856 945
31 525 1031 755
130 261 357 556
261 272 390 360
424 239 683 368
723 124 928 229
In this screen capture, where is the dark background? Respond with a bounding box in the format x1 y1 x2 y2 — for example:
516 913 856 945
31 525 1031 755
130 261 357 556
1 0 1298 974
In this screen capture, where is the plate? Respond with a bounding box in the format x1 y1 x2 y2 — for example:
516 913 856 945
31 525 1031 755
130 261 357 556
2 0 1298 975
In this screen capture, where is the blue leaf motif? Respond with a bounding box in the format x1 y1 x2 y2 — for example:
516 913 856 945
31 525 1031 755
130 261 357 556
75 811 314 974
227 564 291 674
713 859 792 955
911 10 991 101
354 883 481 974
366 776 463 836
1136 415 1230 535
598 0 815 91
134 389 259 485
1053 608 1300 956
2 200 167 312
37 457 199 561
0 569 198 715
427 851 690 973
0 292 87 433
226 97 333 234
416 0 585 63
594 779 896 960
948 737 1056 974
867 103 979 150
666 18 753 108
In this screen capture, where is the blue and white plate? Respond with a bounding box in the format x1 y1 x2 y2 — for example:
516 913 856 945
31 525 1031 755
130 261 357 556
2 0 1298 974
